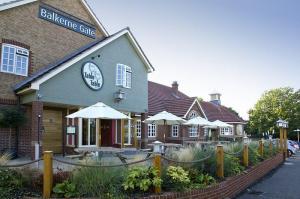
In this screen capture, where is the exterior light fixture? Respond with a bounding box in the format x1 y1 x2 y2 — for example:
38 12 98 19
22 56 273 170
153 141 162 153
114 89 125 102
276 119 284 128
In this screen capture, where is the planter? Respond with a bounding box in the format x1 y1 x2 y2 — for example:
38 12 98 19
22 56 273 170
140 153 284 199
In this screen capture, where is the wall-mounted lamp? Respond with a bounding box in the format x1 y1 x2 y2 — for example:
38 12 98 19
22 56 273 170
114 89 125 102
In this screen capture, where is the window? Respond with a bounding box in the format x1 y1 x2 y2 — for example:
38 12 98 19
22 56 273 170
136 120 141 137
148 123 156 137
171 125 179 137
82 118 96 146
1 44 29 76
204 128 208 136
116 64 132 88
189 126 198 137
220 127 233 135
188 110 198 119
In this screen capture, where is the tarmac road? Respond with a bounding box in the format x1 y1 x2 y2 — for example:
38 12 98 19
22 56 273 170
236 152 300 199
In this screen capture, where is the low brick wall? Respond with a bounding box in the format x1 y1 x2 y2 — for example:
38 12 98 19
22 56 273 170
142 153 283 199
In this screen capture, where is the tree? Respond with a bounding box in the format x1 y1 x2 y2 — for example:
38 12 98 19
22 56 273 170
227 107 240 118
248 87 300 139
0 107 26 154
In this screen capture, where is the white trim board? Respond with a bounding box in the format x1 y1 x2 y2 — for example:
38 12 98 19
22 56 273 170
30 29 153 90
183 98 208 119
0 0 109 37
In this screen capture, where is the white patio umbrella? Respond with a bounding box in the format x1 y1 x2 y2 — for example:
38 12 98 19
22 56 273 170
184 116 213 126
66 102 130 119
205 120 233 128
144 111 186 125
144 111 186 143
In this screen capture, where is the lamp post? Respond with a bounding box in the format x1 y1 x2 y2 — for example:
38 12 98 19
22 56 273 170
294 129 300 143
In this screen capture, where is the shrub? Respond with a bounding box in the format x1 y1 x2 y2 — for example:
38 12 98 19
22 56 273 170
224 155 244 176
188 168 216 189
248 142 260 166
71 167 125 198
123 166 162 193
53 180 79 198
163 166 190 191
0 168 24 199
0 152 11 165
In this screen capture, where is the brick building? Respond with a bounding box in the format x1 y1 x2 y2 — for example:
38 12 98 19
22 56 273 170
143 81 246 144
0 0 153 158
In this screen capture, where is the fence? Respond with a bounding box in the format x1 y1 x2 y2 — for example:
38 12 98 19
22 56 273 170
0 138 285 199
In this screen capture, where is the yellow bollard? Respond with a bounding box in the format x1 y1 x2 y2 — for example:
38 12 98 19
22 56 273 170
216 145 224 179
43 151 53 199
279 128 283 152
259 140 264 157
243 144 249 167
269 141 273 156
153 154 161 193
283 129 287 159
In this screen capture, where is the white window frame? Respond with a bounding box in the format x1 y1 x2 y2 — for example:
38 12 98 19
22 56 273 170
116 63 132 88
188 110 199 119
79 118 98 147
171 125 179 137
148 123 156 137
1 43 29 76
189 126 198 137
220 127 233 135
136 120 141 138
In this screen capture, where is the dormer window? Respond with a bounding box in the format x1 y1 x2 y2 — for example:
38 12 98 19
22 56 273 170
1 44 29 76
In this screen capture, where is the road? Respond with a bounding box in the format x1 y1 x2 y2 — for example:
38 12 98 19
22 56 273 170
236 152 300 199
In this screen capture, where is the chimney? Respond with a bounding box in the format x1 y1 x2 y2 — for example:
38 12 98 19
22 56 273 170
210 92 221 105
172 81 178 93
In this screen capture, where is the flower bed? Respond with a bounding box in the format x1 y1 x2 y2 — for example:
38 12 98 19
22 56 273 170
140 153 283 199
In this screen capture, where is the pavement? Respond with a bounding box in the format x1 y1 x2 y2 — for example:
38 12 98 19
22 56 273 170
236 152 300 199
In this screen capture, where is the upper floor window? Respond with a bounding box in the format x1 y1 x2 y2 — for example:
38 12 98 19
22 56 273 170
148 123 156 137
116 64 132 88
220 127 233 135
1 44 29 76
188 110 198 119
136 120 141 137
189 126 198 137
171 125 179 137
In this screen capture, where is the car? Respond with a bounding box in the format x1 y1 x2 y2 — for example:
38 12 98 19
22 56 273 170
288 140 297 156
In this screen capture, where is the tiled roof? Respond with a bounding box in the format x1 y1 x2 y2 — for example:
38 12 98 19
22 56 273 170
148 81 245 123
200 101 244 123
148 81 192 117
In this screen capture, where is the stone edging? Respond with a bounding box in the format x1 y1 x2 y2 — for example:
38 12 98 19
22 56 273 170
141 153 284 199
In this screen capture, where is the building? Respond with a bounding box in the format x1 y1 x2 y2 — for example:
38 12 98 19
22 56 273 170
0 0 153 158
145 81 246 143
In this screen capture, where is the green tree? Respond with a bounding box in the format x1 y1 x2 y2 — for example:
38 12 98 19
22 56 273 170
248 87 300 139
0 107 26 153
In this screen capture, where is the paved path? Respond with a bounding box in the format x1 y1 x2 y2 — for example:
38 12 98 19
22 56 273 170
237 152 300 199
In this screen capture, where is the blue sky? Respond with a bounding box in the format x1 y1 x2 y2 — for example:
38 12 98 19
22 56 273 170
87 0 300 119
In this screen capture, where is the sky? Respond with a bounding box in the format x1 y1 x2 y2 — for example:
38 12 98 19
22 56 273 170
87 0 300 120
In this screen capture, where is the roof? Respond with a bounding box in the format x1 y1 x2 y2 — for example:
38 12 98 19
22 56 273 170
148 81 245 123
200 101 245 123
15 28 154 92
148 81 196 117
0 0 109 37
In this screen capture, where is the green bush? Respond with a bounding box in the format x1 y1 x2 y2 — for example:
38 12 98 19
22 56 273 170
248 142 261 166
0 168 24 199
188 168 216 189
224 155 244 176
163 166 190 191
71 167 125 198
123 166 162 193
53 180 79 198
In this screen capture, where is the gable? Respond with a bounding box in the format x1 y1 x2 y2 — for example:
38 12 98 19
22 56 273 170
184 99 207 119
33 34 149 113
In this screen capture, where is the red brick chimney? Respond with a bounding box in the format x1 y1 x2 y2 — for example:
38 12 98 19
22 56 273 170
172 81 178 93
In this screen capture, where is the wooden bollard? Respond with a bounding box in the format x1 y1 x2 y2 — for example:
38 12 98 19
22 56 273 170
243 144 249 167
279 128 283 152
216 145 224 178
283 129 288 159
43 151 53 199
269 141 273 156
153 154 161 193
259 140 264 157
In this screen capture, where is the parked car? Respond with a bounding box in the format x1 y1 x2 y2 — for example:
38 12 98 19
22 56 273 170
288 140 297 156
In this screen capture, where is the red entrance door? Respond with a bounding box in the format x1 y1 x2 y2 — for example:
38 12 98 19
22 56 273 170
101 120 112 146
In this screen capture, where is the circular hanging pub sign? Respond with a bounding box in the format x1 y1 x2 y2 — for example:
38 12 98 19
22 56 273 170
81 62 103 90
